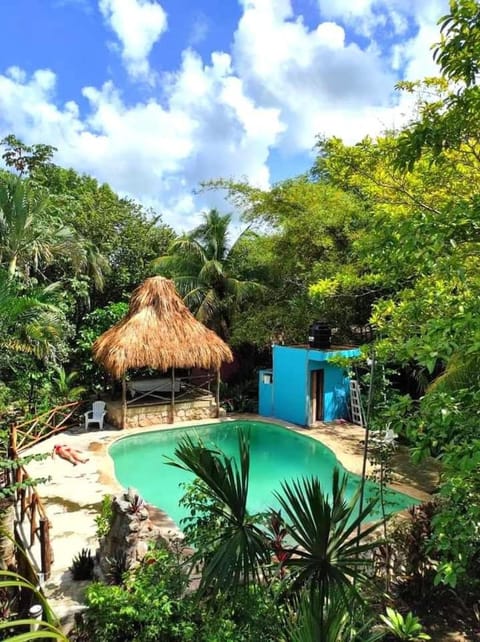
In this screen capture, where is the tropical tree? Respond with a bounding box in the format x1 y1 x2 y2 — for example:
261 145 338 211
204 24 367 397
170 429 381 606
153 209 263 338
0 134 57 177
168 429 271 595
205 177 370 347
0 173 85 281
276 470 380 606
30 162 175 305
0 270 65 367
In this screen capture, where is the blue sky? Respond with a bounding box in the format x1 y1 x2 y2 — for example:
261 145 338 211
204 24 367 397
0 0 447 229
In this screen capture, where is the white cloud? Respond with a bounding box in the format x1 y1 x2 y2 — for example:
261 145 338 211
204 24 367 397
232 0 397 149
317 0 448 75
98 0 167 81
0 0 450 228
0 50 283 229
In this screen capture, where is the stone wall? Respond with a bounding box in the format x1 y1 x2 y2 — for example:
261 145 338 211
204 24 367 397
107 397 224 429
98 489 167 578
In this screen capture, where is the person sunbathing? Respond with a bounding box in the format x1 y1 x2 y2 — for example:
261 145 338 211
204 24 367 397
52 444 89 466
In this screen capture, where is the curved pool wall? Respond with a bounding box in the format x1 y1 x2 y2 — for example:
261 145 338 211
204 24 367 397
109 420 418 527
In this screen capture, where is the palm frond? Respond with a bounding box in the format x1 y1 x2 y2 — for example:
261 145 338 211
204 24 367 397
275 468 381 601
428 351 480 393
167 429 270 594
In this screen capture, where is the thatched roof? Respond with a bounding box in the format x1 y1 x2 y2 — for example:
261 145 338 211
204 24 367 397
93 276 233 379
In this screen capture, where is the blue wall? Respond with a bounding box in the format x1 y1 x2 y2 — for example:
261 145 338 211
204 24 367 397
258 345 360 426
272 347 308 425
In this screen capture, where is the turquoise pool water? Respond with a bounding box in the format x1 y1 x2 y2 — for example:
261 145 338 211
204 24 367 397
109 420 417 526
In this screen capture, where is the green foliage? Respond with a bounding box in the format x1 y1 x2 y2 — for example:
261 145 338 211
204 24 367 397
70 548 95 581
434 0 480 86
0 172 86 281
95 495 113 541
74 301 128 388
275 469 380 603
221 378 258 413
209 177 370 347
103 552 128 586
83 546 192 642
0 568 68 641
154 208 262 339
387 502 437 597
30 161 175 305
1 134 56 176
287 587 382 642
168 429 271 595
430 450 480 589
379 608 430 640
179 478 228 561
0 270 66 368
49 365 86 403
82 544 284 642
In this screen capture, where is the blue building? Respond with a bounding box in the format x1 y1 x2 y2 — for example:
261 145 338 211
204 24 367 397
258 344 360 427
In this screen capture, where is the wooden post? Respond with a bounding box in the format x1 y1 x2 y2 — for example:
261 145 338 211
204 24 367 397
30 494 38 547
215 369 221 418
39 518 52 580
122 376 127 430
170 367 175 424
8 423 16 459
19 488 26 521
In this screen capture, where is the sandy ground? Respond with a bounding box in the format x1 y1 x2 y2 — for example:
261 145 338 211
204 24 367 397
23 415 441 626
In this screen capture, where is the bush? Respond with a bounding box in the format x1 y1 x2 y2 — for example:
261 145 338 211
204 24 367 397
80 544 284 642
70 548 95 581
82 545 193 642
94 495 113 540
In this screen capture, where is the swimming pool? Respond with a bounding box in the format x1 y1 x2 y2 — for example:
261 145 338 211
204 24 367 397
109 420 417 526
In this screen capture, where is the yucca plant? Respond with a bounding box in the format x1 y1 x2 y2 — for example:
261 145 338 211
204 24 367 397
275 468 381 606
168 429 271 595
70 548 95 581
288 586 383 642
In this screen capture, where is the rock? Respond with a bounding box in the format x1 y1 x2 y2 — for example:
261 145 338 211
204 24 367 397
97 488 167 579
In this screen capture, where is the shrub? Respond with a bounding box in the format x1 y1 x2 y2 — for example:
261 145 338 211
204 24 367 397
70 548 95 581
80 544 284 642
94 495 113 540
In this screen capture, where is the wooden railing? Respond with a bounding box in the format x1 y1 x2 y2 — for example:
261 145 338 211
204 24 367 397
13 465 52 580
4 401 82 581
9 401 83 454
126 374 214 406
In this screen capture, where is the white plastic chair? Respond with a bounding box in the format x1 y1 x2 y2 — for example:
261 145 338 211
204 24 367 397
84 401 106 431
371 426 397 448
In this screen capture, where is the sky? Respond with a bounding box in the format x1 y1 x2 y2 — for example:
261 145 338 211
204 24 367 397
0 0 448 230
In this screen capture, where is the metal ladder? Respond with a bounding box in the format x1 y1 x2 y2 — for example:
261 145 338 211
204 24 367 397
349 380 364 426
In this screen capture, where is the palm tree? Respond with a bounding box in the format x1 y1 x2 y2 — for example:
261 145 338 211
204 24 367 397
276 470 380 606
0 174 107 288
50 366 86 403
169 430 382 605
168 429 271 594
153 209 263 338
0 270 64 364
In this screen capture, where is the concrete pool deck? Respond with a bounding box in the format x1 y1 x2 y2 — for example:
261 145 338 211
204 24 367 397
24 414 441 624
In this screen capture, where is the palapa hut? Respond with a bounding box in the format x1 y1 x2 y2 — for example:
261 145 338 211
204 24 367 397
93 276 233 428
